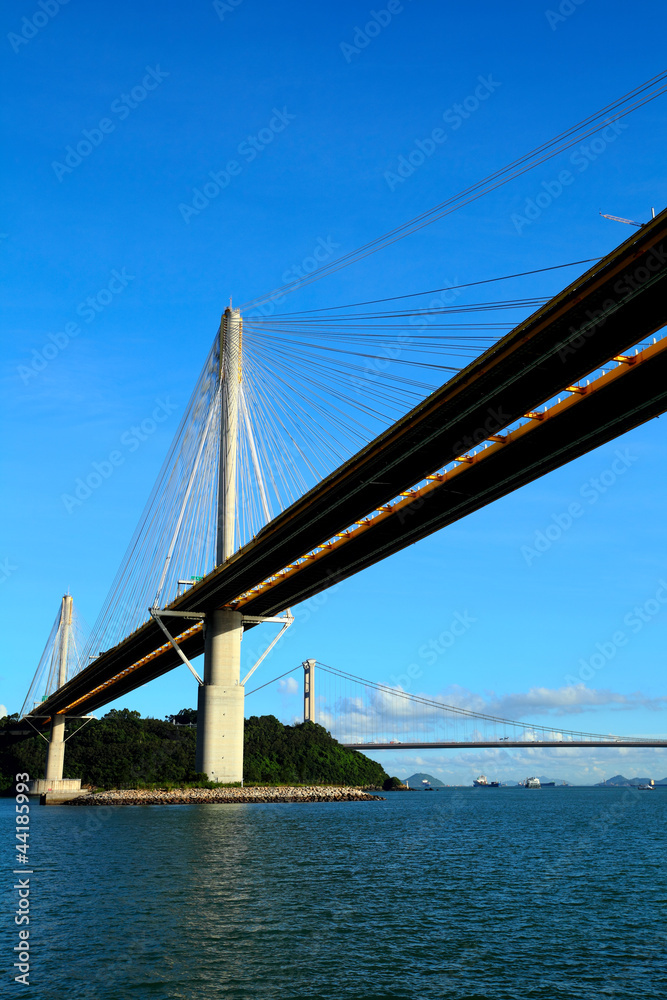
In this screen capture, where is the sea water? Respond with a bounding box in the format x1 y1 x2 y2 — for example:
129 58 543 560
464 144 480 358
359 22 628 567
2 787 666 999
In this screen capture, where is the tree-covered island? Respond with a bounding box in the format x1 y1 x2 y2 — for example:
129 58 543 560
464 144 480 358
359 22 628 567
0 711 388 791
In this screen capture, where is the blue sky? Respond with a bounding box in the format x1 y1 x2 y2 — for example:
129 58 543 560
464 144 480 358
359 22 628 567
2 0 666 784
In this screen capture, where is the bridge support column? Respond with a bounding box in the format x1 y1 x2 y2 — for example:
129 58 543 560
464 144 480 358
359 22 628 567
44 594 72 782
196 608 244 782
303 659 316 724
44 714 66 780
196 306 245 782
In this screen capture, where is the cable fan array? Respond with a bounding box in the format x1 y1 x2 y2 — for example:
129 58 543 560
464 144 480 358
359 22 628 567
21 598 88 717
80 336 222 664
76 260 595 666
240 292 552 477
26 67 667 693
241 69 667 309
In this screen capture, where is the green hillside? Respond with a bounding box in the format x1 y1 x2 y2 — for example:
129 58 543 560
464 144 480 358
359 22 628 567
0 710 387 790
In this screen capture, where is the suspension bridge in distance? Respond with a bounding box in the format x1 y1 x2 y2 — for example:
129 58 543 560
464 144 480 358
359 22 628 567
249 660 667 751
20 208 667 786
10 653 667 755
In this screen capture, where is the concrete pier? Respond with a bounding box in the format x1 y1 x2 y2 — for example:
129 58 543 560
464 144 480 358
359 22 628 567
28 778 85 804
195 608 244 782
44 714 66 781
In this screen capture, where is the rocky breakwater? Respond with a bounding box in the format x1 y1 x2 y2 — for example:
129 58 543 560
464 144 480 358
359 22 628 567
66 786 384 806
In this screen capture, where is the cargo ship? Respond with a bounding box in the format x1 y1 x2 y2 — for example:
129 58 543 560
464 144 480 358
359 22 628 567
473 774 499 787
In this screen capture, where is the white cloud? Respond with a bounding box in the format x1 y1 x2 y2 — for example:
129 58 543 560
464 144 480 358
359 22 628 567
360 745 667 787
278 676 299 695
441 682 667 719
317 682 667 744
314 675 667 784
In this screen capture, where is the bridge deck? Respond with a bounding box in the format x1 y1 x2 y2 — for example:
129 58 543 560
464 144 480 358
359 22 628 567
343 740 667 749
31 210 667 721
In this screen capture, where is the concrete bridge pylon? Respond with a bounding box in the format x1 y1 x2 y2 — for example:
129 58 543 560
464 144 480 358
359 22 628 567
44 594 72 781
196 307 245 783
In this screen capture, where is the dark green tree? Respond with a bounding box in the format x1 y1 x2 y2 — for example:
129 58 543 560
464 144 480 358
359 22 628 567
383 776 407 791
1 711 388 790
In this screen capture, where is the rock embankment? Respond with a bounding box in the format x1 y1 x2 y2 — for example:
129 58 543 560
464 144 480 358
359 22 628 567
66 786 384 806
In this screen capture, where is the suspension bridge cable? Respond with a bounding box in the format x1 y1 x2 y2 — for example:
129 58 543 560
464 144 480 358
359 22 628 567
315 662 649 742
245 666 301 697
248 258 602 318
241 71 667 309
250 297 551 325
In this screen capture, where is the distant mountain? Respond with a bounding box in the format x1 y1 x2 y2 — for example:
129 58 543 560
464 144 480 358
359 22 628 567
404 772 445 788
594 774 667 787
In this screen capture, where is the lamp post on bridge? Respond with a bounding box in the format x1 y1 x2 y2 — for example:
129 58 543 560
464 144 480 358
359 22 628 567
196 307 246 783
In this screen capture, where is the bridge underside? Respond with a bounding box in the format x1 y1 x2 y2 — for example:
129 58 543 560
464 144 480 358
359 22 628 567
233 338 667 616
30 210 667 724
343 740 667 750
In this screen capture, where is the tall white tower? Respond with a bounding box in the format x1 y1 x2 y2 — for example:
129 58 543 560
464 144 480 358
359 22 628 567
44 594 72 780
303 659 316 724
196 308 245 782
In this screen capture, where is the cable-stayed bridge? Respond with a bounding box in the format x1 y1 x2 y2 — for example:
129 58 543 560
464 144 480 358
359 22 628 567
20 207 667 785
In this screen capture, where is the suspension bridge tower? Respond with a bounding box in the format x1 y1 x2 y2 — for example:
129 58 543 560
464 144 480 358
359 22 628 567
195 307 246 783
303 659 316 724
